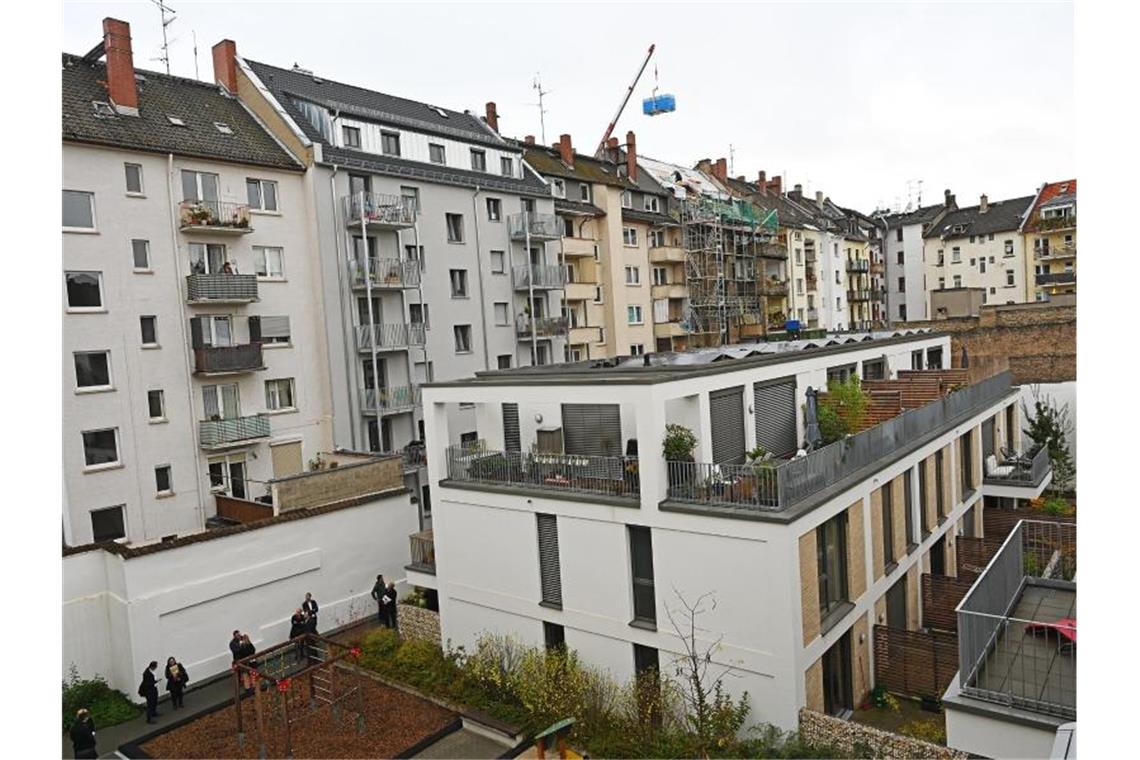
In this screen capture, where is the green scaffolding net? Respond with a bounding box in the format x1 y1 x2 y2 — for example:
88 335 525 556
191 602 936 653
684 197 778 231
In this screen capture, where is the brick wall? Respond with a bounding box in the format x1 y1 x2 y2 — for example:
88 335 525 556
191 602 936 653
847 500 867 600
870 488 884 580
799 709 967 760
274 456 403 512
804 659 824 712
800 530 819 646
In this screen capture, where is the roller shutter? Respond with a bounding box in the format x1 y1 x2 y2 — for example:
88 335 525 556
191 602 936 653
710 386 745 464
754 379 797 456
270 441 303 478
536 513 562 607
561 403 621 456
502 403 521 452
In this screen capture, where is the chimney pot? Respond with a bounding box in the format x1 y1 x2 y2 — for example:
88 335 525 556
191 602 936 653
558 134 574 167
625 130 637 182
102 18 138 115
211 39 238 94
815 190 824 208
979 193 989 213
524 135 535 145
484 102 499 133
944 188 957 209
795 183 803 193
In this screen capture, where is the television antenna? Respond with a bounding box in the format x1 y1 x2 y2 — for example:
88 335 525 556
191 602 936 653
192 29 199 80
729 144 735 177
149 0 177 75
531 74 550 145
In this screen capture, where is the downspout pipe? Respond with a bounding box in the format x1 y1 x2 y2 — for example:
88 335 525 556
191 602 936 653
328 164 359 450
470 186 492 370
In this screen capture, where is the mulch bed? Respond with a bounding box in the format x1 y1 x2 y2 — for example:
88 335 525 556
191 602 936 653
140 674 457 759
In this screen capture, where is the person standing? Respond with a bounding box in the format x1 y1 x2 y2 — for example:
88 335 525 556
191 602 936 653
289 608 307 639
229 630 243 663
164 656 190 709
238 635 257 694
302 592 319 633
139 661 160 723
384 581 399 630
370 575 386 624
69 709 97 759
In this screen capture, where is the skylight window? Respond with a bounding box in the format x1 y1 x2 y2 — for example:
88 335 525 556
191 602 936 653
427 105 449 118
167 115 187 126
214 122 233 135
91 101 115 118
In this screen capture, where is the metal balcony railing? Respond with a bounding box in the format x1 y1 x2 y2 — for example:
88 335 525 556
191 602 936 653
360 385 421 414
516 315 569 338
179 200 252 232
199 414 270 448
446 446 640 499
667 461 780 509
846 259 870 273
983 445 1052 486
194 343 264 374
1037 215 1076 232
1034 245 1076 260
508 212 561 241
349 258 422 289
342 192 417 228
186 273 259 302
409 530 435 573
847 289 873 301
513 264 568 289
355 323 427 350
1036 272 1076 286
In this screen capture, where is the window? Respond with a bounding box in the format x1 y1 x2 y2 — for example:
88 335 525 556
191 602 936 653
400 186 420 213
623 227 638 246
265 378 296 411
147 389 166 420
486 197 502 222
630 343 645 356
254 246 285 279
543 622 565 651
497 354 512 369
951 247 961 263
181 170 220 203
522 198 536 214
649 229 665 248
547 178 566 198
895 227 903 242
629 526 656 625
246 178 279 212
628 305 643 324
1005 269 1015 286
904 470 916 547
896 250 904 266
342 126 361 148
936 249 944 266
621 190 632 209
897 276 906 292
536 513 563 607
817 512 849 618
63 190 96 230
376 130 400 156
935 450 946 518
899 304 907 320
593 286 603 304
454 325 472 353
961 430 974 495
189 242 228 274
405 304 428 331
74 351 111 390
500 156 514 176
261 316 291 345
65 271 103 311
881 484 895 568
1004 239 1014 256
979 258 986 274
969 235 975 243
643 195 660 213
652 266 668 286
490 250 505 274
625 266 641 285
470 149 486 172
429 143 446 164
405 243 425 270
579 183 591 203
937 277 945 290
494 302 509 325
598 327 606 343
155 465 173 494
953 275 962 288
919 463 929 535
131 240 151 270
139 316 158 346
449 269 468 297
446 213 464 243
82 428 119 468
90 506 126 542
124 163 144 195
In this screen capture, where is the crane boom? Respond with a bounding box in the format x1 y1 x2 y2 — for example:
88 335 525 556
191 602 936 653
595 44 655 156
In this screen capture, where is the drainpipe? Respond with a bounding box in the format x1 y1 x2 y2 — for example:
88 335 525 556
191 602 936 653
469 186 492 370
360 191 382 449
328 165 359 450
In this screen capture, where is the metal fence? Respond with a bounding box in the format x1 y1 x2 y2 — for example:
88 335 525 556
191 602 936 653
446 445 639 499
985 445 1051 485
666 461 779 509
199 414 270 447
360 385 420 414
516 315 569 338
349 258 421 289
342 192 416 227
179 200 251 230
355 323 427 350
513 264 568 289
186 273 259 302
508 213 561 240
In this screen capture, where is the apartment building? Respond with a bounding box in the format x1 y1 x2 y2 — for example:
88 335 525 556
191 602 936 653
219 45 562 514
881 198 950 323
923 193 1036 315
415 332 1053 732
62 20 332 546
1022 179 1077 303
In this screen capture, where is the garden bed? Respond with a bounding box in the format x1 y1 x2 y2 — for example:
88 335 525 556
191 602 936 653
852 694 946 745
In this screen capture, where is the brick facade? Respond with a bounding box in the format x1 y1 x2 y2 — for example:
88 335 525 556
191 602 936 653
800 530 819 646
804 658 824 712
846 500 867 600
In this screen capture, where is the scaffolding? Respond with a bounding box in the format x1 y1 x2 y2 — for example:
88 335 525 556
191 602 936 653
681 196 777 346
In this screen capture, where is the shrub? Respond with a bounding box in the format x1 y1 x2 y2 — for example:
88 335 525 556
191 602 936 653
1042 495 1073 517
663 424 698 460
899 718 946 745
359 627 400 669
62 666 138 733
818 376 868 444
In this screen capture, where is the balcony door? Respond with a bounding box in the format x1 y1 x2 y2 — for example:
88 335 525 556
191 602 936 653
201 316 233 347
362 358 387 392
886 575 907 630
203 383 240 420
822 630 853 717
209 455 247 499
189 242 227 274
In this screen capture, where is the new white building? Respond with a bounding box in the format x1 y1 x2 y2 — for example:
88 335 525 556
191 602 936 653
881 197 950 323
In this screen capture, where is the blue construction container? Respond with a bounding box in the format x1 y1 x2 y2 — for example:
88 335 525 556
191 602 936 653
785 319 802 332
642 94 676 116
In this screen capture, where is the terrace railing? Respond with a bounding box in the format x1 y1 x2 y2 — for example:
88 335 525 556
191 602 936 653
984 445 1052 486
446 445 639 499
179 200 252 231
349 258 422 289
342 192 417 227
666 461 780 510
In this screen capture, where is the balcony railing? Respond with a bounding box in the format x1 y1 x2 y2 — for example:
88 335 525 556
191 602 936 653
1037 215 1076 232
445 446 639 500
194 343 265 375
186 273 259 303
349 258 421 289
1036 272 1076 286
508 212 561 241
517 315 569 338
760 242 788 260
846 259 870 273
513 264 568 289
667 461 780 509
408 530 435 573
847 289 873 301
983 445 1052 487
199 414 270 448
760 280 788 296
179 200 252 233
355 323 427 351
957 520 1076 719
360 384 420 415
342 192 417 228
1034 245 1076 260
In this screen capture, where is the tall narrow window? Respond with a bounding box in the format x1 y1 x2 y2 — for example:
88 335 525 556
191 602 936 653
536 514 562 608
629 526 656 625
139 316 158 346
817 512 849 619
446 213 464 243
155 465 173 494
881 484 895 569
919 463 930 536
131 239 151 270
543 622 565 651
935 450 946 519
904 469 915 547
147 390 166 420
961 430 974 495
124 163 144 195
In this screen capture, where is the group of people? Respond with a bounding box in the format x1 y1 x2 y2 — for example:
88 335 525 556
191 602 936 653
136 656 191 725
371 575 399 628
289 592 320 638
229 630 258 695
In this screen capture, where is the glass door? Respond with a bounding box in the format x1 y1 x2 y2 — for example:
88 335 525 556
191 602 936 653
229 460 247 499
822 631 853 717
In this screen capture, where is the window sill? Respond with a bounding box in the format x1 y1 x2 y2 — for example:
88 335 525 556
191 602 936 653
249 209 282 217
820 601 856 637
629 618 657 632
451 295 470 299
491 271 506 276
156 491 175 500
84 462 124 474
75 386 115 395
132 268 154 275
455 350 474 355
141 344 162 350
126 192 147 199
148 417 168 425
63 227 99 234
66 308 108 315
262 342 292 349
256 277 287 283
264 407 298 416
447 241 466 245
538 600 562 611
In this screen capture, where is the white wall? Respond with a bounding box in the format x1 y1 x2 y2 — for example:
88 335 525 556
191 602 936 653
945 702 1059 760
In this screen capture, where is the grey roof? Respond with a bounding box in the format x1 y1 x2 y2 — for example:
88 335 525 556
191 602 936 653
61 54 301 170
882 203 946 228
1041 193 1076 209
925 195 1036 240
321 145 549 197
555 199 605 217
621 207 676 226
720 176 814 229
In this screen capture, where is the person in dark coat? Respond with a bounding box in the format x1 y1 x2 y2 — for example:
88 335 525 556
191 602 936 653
229 629 243 663
289 609 307 639
370 575 386 624
139 661 160 723
384 581 399 629
302 592 319 633
164 656 190 709
69 709 97 759
237 635 257 694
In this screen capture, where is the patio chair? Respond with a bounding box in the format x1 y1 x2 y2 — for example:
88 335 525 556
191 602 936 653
985 454 1014 478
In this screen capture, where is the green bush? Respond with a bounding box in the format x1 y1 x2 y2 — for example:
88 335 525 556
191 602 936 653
62 666 138 733
359 627 400 671
899 718 947 745
818 376 868 444
1042 495 1072 517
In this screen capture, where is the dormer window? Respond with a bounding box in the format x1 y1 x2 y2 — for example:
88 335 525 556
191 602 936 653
429 144 446 165
952 223 967 234
643 196 660 213
550 178 566 198
167 114 187 127
342 126 361 148
621 191 632 209
427 105 449 118
92 101 115 118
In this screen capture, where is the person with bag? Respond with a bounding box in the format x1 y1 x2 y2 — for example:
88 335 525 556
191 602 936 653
164 656 190 709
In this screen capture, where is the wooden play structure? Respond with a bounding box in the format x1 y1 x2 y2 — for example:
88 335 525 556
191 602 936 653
532 717 583 760
232 633 365 758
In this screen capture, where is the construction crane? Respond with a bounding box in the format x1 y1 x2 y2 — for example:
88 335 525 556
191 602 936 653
594 44 657 156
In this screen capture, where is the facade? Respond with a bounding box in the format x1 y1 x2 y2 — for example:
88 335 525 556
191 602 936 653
1021 179 1077 303
62 21 332 546
923 193 1036 315
881 199 950 323
417 332 1053 732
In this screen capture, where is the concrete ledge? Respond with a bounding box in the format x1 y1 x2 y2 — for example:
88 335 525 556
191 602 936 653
439 479 640 508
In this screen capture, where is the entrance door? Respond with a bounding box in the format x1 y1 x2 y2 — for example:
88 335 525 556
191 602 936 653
228 459 247 499
886 575 907 630
822 630 853 717
930 535 946 576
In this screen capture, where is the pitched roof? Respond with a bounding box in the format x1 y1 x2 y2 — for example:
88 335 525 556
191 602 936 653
882 203 946 228
719 176 812 229
925 195 1036 239
1022 179 1077 233
61 53 300 170
523 146 636 189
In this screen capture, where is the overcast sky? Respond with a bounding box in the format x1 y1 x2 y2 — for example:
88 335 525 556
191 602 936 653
63 1 1074 212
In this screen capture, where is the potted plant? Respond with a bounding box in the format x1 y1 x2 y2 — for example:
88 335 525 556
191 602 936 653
663 423 697 490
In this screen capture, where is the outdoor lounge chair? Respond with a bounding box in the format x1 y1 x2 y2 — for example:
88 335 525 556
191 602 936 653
985 454 1014 478
1025 617 1077 654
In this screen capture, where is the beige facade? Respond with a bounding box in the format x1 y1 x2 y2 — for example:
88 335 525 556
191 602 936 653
924 228 1028 311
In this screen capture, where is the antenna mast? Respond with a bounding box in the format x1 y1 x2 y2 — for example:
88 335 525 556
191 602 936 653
192 30 199 80
150 0 177 75
532 74 550 145
729 144 736 177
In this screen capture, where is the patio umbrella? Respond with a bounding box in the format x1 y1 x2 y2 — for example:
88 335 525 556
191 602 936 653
804 386 823 449
959 343 970 368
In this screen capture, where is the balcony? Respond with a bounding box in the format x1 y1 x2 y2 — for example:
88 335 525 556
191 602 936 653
517 315 569 338
1036 272 1076 287
805 274 818 291
193 343 265 376
342 192 416 229
186 273 259 304
514 264 568 290
360 384 420 415
408 530 436 574
508 212 562 241
846 259 870 273
355 323 427 351
564 281 597 302
1037 214 1076 232
445 446 639 501
870 261 885 275
847 289 873 302
649 244 686 264
804 250 818 264
654 321 687 339
349 258 421 289
982 445 1053 498
199 414 270 449
179 200 252 234
651 283 688 300
1034 244 1076 261
562 236 598 258
568 325 602 345
760 242 788 260
760 279 788 297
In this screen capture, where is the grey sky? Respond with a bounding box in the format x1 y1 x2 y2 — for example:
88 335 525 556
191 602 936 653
64 1 1074 212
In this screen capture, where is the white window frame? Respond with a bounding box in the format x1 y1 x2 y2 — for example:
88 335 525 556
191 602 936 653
449 269 469 297
253 246 285 280
550 178 566 198
140 315 159 347
470 148 487 172
627 305 644 325
147 389 167 421
649 229 665 248
63 189 97 232
74 350 113 392
264 378 297 412
155 464 174 496
246 178 279 213
429 143 447 165
652 266 668 286
189 242 229 275
1005 269 1016 287
131 239 151 272
124 163 145 196
65 271 104 312
486 197 502 222
81 427 121 471
579 183 591 203
623 227 638 246
643 196 659 213
501 156 514 177
490 250 506 274
630 343 645 356
446 213 465 243
625 266 641 285
621 191 632 209
454 324 473 353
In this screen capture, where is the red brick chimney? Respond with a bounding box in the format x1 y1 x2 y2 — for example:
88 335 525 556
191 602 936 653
524 135 535 145
625 131 638 181
756 171 767 195
485 102 499 133
558 134 574 167
767 176 783 196
712 157 728 182
211 39 238 94
102 18 138 115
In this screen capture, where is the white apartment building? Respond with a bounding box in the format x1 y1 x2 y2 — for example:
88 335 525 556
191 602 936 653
417 332 1053 732
62 20 331 546
881 197 950 323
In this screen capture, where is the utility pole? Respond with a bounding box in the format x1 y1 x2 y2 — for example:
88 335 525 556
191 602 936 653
532 74 550 145
150 0 177 75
